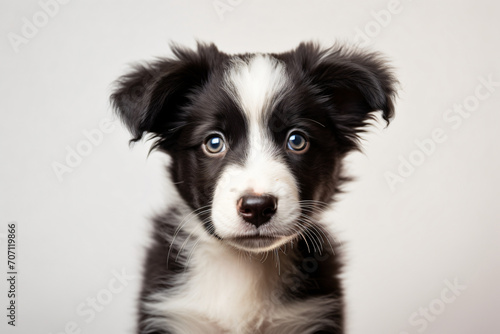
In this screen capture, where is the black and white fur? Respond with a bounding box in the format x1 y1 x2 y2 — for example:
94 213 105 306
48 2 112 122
111 42 397 334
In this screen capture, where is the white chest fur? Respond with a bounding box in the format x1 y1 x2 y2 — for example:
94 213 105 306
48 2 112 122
143 240 339 334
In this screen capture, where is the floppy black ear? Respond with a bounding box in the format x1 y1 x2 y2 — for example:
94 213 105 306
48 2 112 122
110 42 224 146
294 43 398 152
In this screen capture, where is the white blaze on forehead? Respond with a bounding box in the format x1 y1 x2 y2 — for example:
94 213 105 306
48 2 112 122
224 54 289 124
224 54 292 193
222 54 294 193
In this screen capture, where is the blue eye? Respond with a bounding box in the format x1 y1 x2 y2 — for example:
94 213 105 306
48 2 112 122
204 135 226 155
287 132 308 152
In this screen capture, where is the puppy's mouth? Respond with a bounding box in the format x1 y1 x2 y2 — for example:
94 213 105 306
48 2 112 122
225 234 297 253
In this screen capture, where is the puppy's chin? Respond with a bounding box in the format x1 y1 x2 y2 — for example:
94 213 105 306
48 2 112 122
223 234 297 253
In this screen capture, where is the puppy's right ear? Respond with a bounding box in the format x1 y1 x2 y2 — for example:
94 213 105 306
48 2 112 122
110 43 224 146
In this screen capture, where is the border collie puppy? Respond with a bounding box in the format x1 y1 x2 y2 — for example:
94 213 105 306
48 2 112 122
111 42 397 334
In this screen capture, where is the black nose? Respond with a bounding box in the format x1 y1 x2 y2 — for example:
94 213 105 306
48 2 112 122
237 194 278 228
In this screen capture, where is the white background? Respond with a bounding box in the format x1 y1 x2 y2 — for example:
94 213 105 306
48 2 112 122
1 0 499 333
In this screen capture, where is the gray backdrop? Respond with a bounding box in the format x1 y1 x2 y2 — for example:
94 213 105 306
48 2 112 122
1 0 499 333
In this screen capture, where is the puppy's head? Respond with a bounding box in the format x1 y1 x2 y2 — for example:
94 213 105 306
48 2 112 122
111 42 397 253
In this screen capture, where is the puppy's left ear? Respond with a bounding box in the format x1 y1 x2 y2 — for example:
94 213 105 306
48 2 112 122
303 43 398 152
